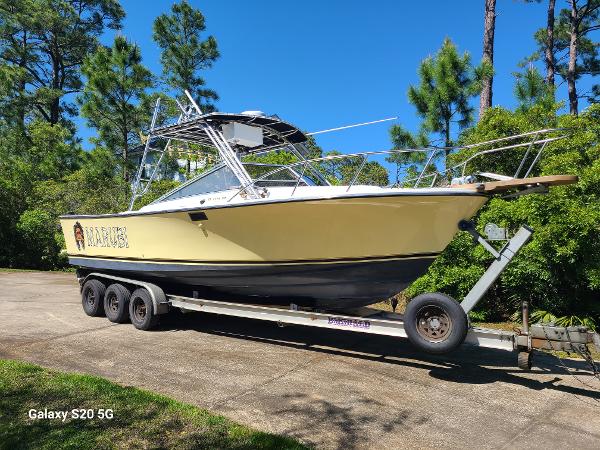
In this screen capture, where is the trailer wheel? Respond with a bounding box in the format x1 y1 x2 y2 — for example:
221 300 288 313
129 288 158 331
404 293 468 354
81 279 106 317
517 351 533 371
104 283 131 323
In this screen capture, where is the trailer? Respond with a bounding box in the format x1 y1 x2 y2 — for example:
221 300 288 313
76 222 600 371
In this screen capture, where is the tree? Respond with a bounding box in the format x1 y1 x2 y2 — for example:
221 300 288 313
386 125 429 185
0 119 83 268
527 2 599 114
546 0 557 86
0 0 124 128
479 0 496 117
408 103 600 326
153 0 219 111
408 38 490 159
320 151 388 186
565 0 600 115
523 0 557 86
79 36 153 180
514 66 555 112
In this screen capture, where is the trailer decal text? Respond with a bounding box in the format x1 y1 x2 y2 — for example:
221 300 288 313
328 317 371 329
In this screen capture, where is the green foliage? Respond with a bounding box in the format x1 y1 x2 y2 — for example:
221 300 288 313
450 100 560 179
14 208 63 269
408 103 600 323
32 147 129 219
524 0 599 112
153 0 219 111
386 125 429 185
0 0 124 127
133 179 181 209
318 151 389 186
408 38 491 149
0 120 83 268
79 36 154 179
529 2 599 84
513 66 556 112
529 309 597 331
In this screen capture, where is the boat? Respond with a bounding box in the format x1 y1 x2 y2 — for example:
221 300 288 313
60 94 577 308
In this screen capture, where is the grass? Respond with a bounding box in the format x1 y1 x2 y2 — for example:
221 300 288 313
0 267 75 273
0 359 307 450
0 268 43 273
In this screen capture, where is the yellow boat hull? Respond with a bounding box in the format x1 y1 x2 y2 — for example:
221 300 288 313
61 193 488 306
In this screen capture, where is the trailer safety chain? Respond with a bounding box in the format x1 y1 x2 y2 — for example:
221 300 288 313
563 327 600 382
541 326 600 405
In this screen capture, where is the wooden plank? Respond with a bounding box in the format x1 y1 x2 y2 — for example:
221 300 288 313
450 175 578 193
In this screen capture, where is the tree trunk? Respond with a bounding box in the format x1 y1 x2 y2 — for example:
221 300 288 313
444 119 451 160
545 0 556 86
123 130 129 181
479 0 496 119
567 0 578 115
50 38 61 125
16 31 28 131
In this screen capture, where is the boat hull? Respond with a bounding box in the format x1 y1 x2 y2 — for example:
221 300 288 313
70 254 437 307
61 192 488 307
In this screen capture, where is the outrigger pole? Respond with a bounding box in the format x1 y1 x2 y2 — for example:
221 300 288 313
307 116 398 136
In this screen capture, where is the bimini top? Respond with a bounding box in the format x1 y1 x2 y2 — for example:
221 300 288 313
152 112 308 151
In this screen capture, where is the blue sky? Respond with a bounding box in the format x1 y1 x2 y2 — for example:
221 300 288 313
78 0 597 157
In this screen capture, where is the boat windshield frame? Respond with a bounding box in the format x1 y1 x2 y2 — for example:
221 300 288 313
129 95 327 209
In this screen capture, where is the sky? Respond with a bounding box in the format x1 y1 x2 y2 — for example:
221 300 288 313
77 0 598 158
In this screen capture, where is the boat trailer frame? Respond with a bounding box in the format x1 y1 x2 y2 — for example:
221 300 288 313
80 223 600 371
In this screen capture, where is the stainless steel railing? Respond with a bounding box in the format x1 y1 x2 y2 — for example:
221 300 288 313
228 128 565 201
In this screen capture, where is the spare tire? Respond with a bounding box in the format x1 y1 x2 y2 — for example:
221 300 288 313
404 292 468 354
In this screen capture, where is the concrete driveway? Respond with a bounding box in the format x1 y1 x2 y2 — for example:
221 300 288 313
1 271 599 449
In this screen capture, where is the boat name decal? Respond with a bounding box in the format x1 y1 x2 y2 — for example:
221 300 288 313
79 225 129 249
328 317 371 329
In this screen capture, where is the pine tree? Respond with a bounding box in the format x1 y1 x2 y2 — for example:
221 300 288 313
152 0 219 111
408 38 490 159
479 0 496 118
528 1 599 114
386 125 429 185
522 0 556 86
0 0 124 128
565 0 599 115
78 36 153 180
546 0 557 86
514 66 555 112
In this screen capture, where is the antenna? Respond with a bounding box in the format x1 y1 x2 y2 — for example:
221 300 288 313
307 117 398 136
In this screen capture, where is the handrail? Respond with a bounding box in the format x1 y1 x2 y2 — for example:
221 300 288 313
228 128 565 201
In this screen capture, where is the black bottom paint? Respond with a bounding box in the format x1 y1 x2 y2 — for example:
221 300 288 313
71 256 437 308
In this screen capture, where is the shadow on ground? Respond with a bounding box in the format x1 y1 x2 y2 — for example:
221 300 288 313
154 310 600 402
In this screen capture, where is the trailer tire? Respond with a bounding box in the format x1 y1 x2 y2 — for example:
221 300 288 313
404 292 468 354
129 288 158 331
104 283 131 323
81 279 106 317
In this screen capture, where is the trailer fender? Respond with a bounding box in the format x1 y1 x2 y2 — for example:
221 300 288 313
80 272 169 315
